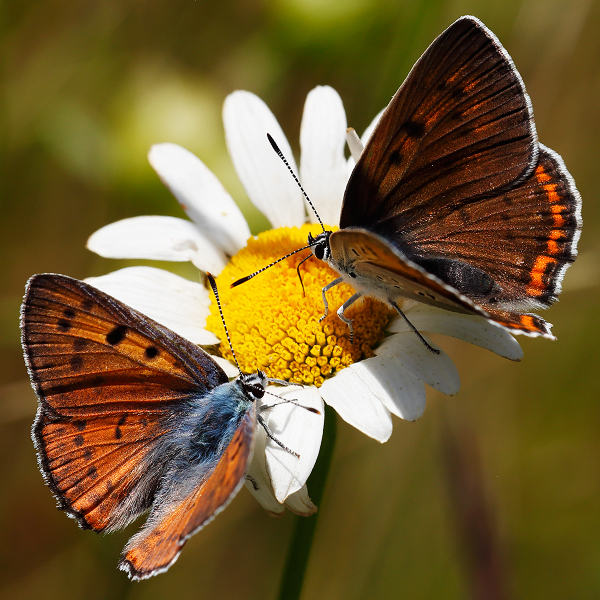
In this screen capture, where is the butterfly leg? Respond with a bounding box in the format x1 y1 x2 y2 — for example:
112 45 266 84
337 292 363 344
265 377 302 387
390 301 440 355
257 414 300 458
296 254 313 297
319 277 344 322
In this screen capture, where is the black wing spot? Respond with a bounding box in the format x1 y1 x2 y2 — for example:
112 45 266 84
117 415 126 426
390 149 403 165
106 325 127 345
63 308 76 319
115 426 122 440
74 420 87 432
145 346 159 359
83 448 93 459
81 298 94 310
351 248 360 256
57 319 72 332
401 120 425 138
87 466 98 480
74 435 84 447
70 356 84 371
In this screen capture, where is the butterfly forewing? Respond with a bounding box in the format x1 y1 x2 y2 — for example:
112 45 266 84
329 227 557 339
120 405 256 580
329 228 485 315
341 16 537 232
22 274 228 417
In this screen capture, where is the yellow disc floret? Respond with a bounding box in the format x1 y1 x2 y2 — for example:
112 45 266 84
206 224 393 387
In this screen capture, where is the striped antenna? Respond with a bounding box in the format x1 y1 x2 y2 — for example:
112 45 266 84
206 273 242 375
230 244 312 288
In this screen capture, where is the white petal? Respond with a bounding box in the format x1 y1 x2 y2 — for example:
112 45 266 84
300 86 347 227
375 332 460 396
262 385 324 502
223 91 305 228
283 485 317 516
346 108 385 175
245 425 285 515
319 368 392 442
85 266 219 345
346 128 363 163
349 357 426 421
211 356 240 379
389 305 524 361
87 216 227 274
148 143 250 256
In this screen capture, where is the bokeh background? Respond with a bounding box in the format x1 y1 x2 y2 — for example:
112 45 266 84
1 0 599 598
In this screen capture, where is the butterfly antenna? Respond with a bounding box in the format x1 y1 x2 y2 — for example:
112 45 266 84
267 133 325 234
206 273 243 374
260 389 321 414
230 244 312 288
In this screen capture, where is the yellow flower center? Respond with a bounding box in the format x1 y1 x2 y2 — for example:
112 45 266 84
206 224 393 387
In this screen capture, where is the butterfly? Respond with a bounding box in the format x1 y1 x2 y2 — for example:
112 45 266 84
20 273 298 580
233 15 581 343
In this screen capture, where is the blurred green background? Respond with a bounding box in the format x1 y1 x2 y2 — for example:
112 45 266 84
1 0 599 598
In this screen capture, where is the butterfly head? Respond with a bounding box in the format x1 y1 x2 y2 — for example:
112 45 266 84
308 230 332 263
238 370 268 400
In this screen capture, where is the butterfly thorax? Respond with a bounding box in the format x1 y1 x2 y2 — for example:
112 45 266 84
182 380 255 464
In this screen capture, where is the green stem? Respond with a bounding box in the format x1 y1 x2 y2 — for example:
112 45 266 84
277 404 337 600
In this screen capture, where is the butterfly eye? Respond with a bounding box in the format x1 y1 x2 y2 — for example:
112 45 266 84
314 243 325 261
248 385 265 400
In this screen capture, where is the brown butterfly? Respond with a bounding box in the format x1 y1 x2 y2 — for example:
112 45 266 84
21 273 296 580
234 16 581 343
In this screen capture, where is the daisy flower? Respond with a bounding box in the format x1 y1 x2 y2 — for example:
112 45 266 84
86 86 523 513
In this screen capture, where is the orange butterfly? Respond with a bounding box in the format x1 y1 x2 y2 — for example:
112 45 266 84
233 16 581 344
21 273 296 580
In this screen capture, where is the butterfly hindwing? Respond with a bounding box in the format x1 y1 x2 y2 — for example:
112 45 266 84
341 16 538 234
119 404 256 580
36 411 171 531
404 145 581 310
